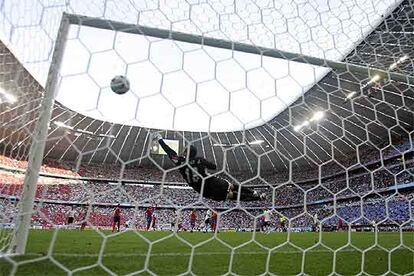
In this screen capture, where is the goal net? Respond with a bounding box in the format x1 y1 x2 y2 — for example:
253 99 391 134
0 0 413 274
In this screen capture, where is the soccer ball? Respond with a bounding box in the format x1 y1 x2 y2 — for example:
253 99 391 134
110 75 130 95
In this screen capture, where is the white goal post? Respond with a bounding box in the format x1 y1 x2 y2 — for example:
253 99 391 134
8 15 71 255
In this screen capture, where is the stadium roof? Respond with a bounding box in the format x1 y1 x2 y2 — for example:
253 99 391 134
0 0 413 175
0 0 403 132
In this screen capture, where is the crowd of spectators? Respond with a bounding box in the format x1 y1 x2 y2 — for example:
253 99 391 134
307 192 414 229
0 181 270 209
1 191 412 231
0 155 78 177
0 139 412 231
1 155 413 209
0 155 184 182
0 139 411 185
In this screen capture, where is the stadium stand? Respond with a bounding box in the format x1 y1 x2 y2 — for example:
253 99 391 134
1 141 412 232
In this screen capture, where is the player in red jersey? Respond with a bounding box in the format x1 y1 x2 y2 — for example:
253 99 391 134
211 210 218 232
190 209 197 232
145 206 155 231
337 218 344 231
151 212 157 230
112 204 121 232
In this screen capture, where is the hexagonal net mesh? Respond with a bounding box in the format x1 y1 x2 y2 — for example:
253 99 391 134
0 0 414 274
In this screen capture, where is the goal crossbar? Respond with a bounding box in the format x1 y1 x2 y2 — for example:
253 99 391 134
66 13 414 86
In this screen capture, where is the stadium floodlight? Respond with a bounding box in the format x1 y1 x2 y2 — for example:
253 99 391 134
389 64 397 70
213 142 246 147
295 111 323 132
399 55 409 62
367 74 381 85
310 111 325 122
4 93 17 104
249 140 264 145
0 87 17 104
389 55 409 70
53 121 72 129
346 91 357 99
293 125 303 132
302 120 310 127
294 120 310 132
95 133 116 139
53 121 115 139
362 74 384 90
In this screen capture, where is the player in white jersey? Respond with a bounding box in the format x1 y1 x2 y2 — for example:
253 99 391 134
312 213 319 232
125 219 133 229
173 209 182 232
67 207 76 226
204 209 212 232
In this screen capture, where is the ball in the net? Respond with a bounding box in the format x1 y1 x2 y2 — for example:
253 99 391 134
110 75 130 95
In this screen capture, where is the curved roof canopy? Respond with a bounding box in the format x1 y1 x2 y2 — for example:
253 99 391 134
0 0 398 132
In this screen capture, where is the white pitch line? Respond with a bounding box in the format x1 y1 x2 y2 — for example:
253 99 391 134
22 248 408 258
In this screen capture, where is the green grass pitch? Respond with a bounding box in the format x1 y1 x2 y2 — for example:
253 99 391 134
0 230 413 275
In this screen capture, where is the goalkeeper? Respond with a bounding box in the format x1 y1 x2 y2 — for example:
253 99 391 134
153 133 266 202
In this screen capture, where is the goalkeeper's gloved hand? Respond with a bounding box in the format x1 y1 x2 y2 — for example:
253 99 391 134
153 132 162 141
